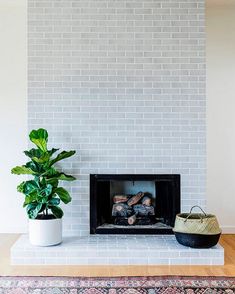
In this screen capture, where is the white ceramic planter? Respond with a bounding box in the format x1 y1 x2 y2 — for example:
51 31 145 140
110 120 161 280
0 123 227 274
29 218 62 246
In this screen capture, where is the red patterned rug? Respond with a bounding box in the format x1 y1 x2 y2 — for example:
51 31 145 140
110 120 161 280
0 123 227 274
0 276 234 293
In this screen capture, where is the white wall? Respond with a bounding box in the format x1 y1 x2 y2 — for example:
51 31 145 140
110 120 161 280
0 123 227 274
0 0 27 232
207 0 235 233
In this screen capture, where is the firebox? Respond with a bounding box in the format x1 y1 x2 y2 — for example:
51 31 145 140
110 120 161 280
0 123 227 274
90 174 180 234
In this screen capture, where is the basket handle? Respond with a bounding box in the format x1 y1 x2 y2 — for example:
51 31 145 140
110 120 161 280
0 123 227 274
184 205 207 223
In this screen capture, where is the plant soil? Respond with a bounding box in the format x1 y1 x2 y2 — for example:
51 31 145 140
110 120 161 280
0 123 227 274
36 214 57 220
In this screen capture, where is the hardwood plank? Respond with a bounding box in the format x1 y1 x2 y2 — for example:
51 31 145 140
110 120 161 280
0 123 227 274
0 234 235 277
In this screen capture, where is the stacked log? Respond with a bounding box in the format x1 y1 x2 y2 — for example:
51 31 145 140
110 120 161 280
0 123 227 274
142 196 152 206
128 214 137 225
112 203 132 217
127 192 144 206
112 191 155 226
113 195 129 204
133 204 154 216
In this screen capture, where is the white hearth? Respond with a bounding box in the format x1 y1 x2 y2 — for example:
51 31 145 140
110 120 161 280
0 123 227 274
11 235 224 266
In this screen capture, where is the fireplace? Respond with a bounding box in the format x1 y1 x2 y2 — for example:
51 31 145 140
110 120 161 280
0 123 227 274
90 174 180 234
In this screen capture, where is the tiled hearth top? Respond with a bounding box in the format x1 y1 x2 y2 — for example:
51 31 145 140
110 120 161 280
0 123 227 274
11 234 224 266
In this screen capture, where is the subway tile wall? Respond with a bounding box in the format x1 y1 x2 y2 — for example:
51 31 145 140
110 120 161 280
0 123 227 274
28 0 206 236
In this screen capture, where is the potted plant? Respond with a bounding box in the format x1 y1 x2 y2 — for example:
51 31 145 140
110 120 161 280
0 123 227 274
11 128 76 246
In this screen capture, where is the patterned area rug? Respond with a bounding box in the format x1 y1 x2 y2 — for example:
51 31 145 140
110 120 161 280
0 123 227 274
0 276 234 293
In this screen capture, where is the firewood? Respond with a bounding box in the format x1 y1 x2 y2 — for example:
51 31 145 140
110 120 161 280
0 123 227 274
128 214 137 225
114 217 154 226
141 196 152 206
127 192 144 206
133 204 155 216
113 195 129 204
112 203 133 217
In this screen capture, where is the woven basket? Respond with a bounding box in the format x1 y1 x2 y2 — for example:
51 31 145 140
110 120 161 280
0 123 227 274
173 206 221 235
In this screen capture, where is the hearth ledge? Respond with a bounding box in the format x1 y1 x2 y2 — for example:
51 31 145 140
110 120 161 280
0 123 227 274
11 234 224 266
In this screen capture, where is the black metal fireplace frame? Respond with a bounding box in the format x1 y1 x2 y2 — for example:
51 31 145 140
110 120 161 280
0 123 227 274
90 174 181 235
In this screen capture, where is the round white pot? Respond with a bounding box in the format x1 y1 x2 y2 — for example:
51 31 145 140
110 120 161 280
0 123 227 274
29 218 62 246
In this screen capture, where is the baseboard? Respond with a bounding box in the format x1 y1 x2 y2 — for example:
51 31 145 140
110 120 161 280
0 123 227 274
0 226 27 234
221 226 235 234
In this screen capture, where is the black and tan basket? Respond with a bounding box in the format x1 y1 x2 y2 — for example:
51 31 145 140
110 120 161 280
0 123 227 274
173 206 221 248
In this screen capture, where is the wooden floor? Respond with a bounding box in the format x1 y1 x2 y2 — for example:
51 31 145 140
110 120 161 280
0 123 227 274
0 234 235 277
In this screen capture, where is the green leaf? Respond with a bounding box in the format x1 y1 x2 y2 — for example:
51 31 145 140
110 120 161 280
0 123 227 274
26 203 37 213
57 173 76 181
43 168 76 181
48 198 60 206
17 182 25 193
32 153 51 164
25 161 42 174
48 148 59 156
50 206 63 218
45 178 59 187
54 187 72 204
49 150 76 167
37 197 48 204
27 203 42 219
42 167 58 177
11 166 35 175
29 128 48 152
23 180 39 195
24 148 42 159
24 148 55 164
38 184 53 198
23 193 37 207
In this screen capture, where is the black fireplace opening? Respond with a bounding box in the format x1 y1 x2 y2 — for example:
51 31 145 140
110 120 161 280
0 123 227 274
90 174 180 234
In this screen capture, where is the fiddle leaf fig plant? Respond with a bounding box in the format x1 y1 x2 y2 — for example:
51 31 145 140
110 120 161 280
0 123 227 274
11 128 76 219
